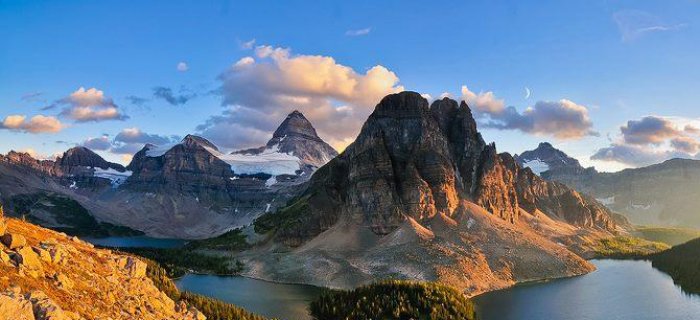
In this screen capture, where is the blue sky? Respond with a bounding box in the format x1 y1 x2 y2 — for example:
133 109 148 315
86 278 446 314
1 0 699 171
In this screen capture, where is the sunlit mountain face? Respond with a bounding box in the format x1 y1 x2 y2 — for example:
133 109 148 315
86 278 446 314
2 2 700 320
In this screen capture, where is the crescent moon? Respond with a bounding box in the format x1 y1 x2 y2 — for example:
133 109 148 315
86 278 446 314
524 87 531 99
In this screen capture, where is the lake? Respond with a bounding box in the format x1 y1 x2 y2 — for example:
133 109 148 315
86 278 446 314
83 236 187 248
176 260 700 320
176 275 323 320
474 259 700 320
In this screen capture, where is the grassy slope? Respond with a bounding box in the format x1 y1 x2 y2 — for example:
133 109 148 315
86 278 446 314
633 226 700 246
592 236 669 259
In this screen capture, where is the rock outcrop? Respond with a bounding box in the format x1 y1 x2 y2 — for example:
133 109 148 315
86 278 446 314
265 93 615 245
56 147 126 173
242 92 620 296
0 212 205 319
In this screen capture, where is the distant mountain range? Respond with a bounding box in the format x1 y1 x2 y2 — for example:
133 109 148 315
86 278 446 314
516 142 700 229
0 111 338 238
242 92 623 296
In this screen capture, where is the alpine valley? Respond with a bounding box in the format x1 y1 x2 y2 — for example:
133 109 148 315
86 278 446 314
516 141 700 229
0 111 337 239
1 91 694 319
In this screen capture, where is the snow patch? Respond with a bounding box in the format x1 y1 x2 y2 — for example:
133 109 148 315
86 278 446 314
145 143 178 157
265 203 272 213
522 159 550 175
466 218 476 229
204 145 301 176
265 176 277 187
69 181 78 190
630 202 652 210
94 167 132 188
596 196 616 206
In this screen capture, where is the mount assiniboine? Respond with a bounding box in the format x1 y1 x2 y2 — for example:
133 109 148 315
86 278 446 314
239 92 624 296
0 111 337 239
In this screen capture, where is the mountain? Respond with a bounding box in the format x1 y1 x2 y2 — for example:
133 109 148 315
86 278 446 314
0 111 337 239
241 92 621 296
518 143 700 229
233 110 338 169
0 211 206 319
514 142 585 175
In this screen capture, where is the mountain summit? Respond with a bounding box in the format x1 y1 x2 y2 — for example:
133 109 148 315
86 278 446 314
235 110 338 168
272 110 321 141
514 142 583 175
243 92 619 295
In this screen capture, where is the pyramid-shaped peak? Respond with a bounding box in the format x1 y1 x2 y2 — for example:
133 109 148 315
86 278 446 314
537 142 554 149
63 146 100 159
272 110 319 139
182 134 218 151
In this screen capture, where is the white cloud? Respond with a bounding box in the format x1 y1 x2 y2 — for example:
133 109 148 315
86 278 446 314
233 56 255 69
177 62 189 72
240 38 256 50
59 87 128 122
1 114 65 133
345 28 371 37
460 85 597 140
202 45 403 150
592 116 700 167
114 127 172 145
613 10 687 42
83 135 112 150
110 127 176 155
461 85 505 114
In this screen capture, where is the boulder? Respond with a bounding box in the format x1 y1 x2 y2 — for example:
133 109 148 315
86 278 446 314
0 250 11 265
116 256 147 278
54 273 74 290
0 290 35 320
27 290 73 320
13 246 43 276
1 233 27 249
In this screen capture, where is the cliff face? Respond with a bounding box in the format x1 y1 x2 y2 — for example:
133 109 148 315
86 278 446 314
242 92 619 295
0 211 204 319
267 93 616 245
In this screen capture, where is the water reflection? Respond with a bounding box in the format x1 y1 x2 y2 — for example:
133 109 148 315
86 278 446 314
474 260 700 320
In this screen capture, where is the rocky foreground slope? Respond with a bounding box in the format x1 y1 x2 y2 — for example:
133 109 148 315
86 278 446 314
0 209 205 319
517 143 700 229
242 92 623 296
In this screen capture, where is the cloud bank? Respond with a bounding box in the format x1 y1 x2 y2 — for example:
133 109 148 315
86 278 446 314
460 85 597 140
58 87 129 122
1 114 65 133
198 45 404 150
592 115 700 167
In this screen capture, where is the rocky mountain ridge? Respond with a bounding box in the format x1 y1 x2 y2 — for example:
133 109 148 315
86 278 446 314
521 143 700 228
514 142 585 175
0 111 337 238
241 92 621 296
